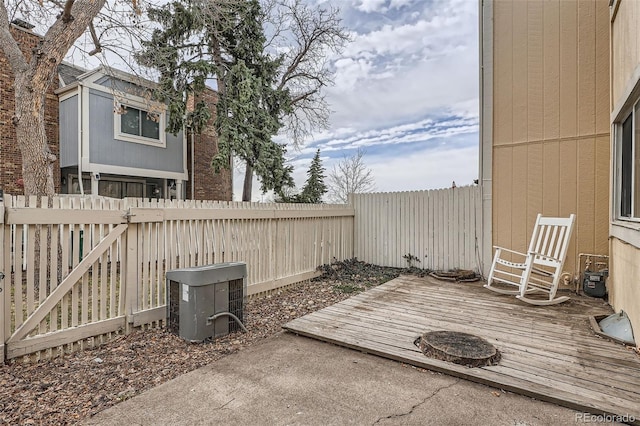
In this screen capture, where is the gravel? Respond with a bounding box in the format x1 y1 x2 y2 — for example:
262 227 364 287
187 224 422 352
0 259 421 425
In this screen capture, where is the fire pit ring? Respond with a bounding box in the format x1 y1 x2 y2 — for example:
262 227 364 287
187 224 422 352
414 330 501 368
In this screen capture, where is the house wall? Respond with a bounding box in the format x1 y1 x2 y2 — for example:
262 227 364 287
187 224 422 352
87 89 185 174
611 0 640 109
59 95 78 168
0 25 60 195
490 0 610 274
609 239 640 346
610 0 640 347
186 88 232 201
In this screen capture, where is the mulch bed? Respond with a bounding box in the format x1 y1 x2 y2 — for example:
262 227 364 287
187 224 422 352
0 259 422 425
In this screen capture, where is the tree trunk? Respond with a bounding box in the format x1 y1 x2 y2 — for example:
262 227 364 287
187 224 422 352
14 75 56 196
1 0 107 196
242 163 254 201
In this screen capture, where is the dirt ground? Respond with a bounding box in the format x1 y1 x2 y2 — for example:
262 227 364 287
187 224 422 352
0 259 421 425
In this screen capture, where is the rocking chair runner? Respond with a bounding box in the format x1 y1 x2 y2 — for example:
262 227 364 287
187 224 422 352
484 214 576 305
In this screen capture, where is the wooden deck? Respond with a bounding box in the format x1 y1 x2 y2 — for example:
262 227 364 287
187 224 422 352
283 275 640 423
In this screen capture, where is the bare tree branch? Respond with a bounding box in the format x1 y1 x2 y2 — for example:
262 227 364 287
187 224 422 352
263 0 351 148
0 2 28 72
327 148 376 204
87 20 101 55
61 0 75 23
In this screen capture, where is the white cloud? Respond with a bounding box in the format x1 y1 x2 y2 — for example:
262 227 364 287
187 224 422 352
333 57 375 89
235 0 480 201
389 0 414 9
304 115 478 156
367 144 479 192
324 0 479 132
343 17 461 59
355 0 388 13
327 51 478 131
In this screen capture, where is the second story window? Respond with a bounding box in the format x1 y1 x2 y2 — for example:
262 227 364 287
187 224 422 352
114 101 166 147
121 106 160 140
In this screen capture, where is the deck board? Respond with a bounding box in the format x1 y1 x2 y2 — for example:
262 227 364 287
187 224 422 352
283 275 640 423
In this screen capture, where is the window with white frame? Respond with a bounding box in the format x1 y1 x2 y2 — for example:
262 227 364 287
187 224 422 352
98 179 144 198
114 101 166 147
616 101 640 219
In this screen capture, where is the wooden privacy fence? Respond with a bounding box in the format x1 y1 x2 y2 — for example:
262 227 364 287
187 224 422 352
0 196 354 362
351 186 482 271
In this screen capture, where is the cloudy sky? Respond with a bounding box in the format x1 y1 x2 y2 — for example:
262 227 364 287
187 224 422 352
242 0 480 201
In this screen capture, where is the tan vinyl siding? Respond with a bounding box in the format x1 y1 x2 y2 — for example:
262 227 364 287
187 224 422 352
492 0 610 273
609 238 640 346
612 0 640 106
610 0 640 348
543 1 560 141
559 1 578 139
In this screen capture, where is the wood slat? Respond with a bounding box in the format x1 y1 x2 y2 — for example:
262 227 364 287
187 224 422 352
284 276 640 423
14 224 24 329
7 224 129 343
1 195 354 360
352 188 480 270
6 209 126 225
7 317 126 359
291 309 640 402
158 208 354 222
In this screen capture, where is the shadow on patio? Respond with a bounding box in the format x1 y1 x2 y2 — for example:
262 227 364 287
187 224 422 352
284 275 640 424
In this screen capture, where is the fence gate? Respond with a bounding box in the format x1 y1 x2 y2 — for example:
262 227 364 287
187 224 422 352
0 196 355 362
1 197 129 361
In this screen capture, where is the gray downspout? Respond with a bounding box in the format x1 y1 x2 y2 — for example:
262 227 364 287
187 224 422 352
78 83 84 195
479 0 493 276
191 130 195 200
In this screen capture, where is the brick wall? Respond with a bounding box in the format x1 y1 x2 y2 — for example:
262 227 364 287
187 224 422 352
185 88 232 201
0 24 60 196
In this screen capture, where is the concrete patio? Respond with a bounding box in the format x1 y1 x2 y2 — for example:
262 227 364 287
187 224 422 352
85 332 596 425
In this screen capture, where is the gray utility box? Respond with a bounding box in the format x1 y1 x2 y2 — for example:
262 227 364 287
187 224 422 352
166 262 247 342
583 270 608 298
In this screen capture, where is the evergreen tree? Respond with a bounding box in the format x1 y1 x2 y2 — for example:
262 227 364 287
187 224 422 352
298 149 327 203
138 0 293 200
211 0 293 199
273 184 299 203
138 0 348 201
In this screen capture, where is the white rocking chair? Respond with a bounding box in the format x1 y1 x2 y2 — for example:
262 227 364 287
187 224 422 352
484 214 576 306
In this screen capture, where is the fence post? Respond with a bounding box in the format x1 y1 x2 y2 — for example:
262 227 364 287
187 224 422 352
124 208 139 332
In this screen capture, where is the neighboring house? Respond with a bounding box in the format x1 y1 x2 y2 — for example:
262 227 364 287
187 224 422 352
56 64 188 199
0 21 231 201
480 0 639 344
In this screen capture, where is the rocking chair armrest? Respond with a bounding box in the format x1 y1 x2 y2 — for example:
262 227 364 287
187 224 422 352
493 246 527 257
527 251 561 262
